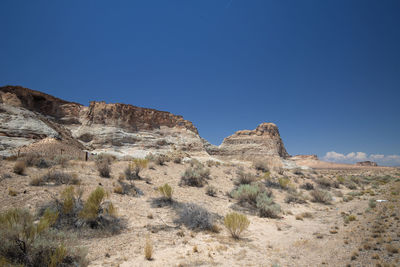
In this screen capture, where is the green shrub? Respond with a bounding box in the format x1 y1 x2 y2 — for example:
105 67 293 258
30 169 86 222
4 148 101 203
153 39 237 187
310 189 332 204
180 165 210 187
231 184 261 205
126 159 148 180
224 212 250 239
256 192 281 218
278 177 290 189
0 208 87 267
158 183 173 201
80 187 107 220
369 199 376 208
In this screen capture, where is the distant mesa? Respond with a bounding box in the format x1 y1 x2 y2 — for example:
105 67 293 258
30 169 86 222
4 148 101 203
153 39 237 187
290 155 319 161
0 85 288 161
356 161 378 167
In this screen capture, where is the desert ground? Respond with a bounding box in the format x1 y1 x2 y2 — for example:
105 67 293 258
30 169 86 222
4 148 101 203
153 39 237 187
1 153 399 267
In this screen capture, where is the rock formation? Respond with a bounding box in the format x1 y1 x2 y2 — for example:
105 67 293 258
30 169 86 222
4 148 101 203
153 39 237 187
356 161 378 167
0 86 290 161
206 123 289 160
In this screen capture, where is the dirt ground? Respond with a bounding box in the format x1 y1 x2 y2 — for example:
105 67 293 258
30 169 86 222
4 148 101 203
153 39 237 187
1 157 399 267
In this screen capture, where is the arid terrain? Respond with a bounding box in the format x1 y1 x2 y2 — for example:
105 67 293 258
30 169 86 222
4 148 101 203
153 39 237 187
0 86 399 267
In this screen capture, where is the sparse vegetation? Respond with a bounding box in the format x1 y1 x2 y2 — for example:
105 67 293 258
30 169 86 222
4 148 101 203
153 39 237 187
31 171 80 186
253 160 269 172
126 158 148 180
180 165 210 187
158 183 173 201
235 169 257 185
310 189 332 204
176 203 215 230
300 182 314 190
13 160 26 175
0 208 87 267
96 159 111 178
256 192 281 218
231 184 280 218
224 212 250 239
42 186 123 234
285 190 307 204
144 235 153 260
206 185 217 197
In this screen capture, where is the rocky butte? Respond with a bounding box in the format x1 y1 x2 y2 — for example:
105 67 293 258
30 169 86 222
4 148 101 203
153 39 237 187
0 85 290 161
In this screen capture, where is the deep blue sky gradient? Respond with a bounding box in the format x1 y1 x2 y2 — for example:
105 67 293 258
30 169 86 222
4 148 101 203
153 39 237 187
1 0 399 160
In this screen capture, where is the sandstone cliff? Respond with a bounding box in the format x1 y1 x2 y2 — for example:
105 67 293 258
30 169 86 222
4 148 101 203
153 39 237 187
0 86 290 161
206 123 289 160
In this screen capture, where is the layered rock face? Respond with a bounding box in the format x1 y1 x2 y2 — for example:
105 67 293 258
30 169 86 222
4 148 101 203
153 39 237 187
0 86 290 160
206 123 289 160
0 86 205 157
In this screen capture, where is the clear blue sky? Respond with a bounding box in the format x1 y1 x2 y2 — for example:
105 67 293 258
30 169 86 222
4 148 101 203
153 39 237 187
1 1 399 165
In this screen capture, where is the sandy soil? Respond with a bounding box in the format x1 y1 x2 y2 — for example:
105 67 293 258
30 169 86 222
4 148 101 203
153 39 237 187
0 157 399 267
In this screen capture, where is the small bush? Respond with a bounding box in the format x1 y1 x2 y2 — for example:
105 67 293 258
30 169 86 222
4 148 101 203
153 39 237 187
368 199 376 208
344 214 356 223
172 154 183 164
13 160 26 175
231 184 261 205
206 185 217 197
180 166 210 187
300 182 314 190
256 192 281 218
144 236 153 260
29 175 42 186
8 188 17 196
79 187 107 220
96 160 111 178
253 161 269 172
33 171 80 186
316 177 332 188
235 169 257 185
278 177 291 189
0 208 87 267
285 190 307 204
224 212 250 239
158 183 173 201
344 180 357 190
310 189 332 204
126 159 148 180
154 154 168 166
42 186 123 234
176 203 215 230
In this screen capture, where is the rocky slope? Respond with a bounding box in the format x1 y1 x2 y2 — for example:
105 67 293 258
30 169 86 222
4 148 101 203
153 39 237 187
0 86 290 160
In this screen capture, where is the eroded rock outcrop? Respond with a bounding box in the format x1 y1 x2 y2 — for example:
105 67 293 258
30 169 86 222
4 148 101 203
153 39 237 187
0 86 205 157
206 123 289 160
0 86 290 160
356 161 378 167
